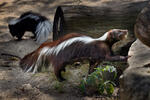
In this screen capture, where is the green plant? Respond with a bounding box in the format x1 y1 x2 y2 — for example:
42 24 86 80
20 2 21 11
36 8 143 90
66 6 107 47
79 65 117 95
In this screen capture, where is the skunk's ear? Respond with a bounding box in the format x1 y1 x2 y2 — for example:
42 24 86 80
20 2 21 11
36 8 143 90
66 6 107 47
118 30 128 40
109 30 115 39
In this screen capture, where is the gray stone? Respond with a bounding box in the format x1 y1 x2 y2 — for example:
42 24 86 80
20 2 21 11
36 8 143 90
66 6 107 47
135 2 150 47
0 39 40 58
120 39 150 100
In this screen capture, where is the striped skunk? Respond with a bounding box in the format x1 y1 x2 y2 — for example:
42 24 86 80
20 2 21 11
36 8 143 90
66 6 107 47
20 29 129 81
8 11 53 44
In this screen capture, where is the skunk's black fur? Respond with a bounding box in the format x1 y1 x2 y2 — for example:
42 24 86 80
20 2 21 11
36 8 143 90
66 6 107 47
8 11 52 44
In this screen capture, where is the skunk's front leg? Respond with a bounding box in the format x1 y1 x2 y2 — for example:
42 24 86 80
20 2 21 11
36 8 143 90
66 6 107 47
105 55 130 62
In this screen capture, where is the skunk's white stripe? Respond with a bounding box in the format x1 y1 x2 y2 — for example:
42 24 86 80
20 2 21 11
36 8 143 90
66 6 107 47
97 32 109 41
9 14 41 25
35 20 53 44
53 36 93 55
51 32 109 55
33 65 38 74
27 14 40 20
26 65 33 72
9 19 20 25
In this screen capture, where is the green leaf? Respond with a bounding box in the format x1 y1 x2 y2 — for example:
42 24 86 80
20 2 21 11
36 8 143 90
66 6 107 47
105 83 114 95
98 83 105 94
104 80 111 85
79 80 86 93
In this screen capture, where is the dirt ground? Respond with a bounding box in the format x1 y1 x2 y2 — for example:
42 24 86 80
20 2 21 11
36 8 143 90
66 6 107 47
0 0 148 100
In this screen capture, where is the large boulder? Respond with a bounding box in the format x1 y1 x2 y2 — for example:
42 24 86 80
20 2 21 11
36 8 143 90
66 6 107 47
135 2 150 47
120 39 150 100
120 3 150 100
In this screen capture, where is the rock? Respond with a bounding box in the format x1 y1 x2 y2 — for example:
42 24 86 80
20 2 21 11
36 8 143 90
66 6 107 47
135 2 150 47
120 4 150 99
112 38 135 56
120 39 150 100
0 39 40 58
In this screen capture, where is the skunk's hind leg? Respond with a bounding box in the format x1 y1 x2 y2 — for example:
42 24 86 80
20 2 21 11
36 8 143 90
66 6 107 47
54 65 66 82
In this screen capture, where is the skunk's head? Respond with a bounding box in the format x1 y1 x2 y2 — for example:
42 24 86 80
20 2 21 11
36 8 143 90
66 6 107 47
8 24 16 37
8 19 20 37
109 29 128 41
105 29 128 46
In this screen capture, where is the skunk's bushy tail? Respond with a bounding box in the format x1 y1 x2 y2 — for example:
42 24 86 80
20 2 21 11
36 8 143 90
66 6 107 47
35 20 53 44
20 49 40 73
20 46 51 73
